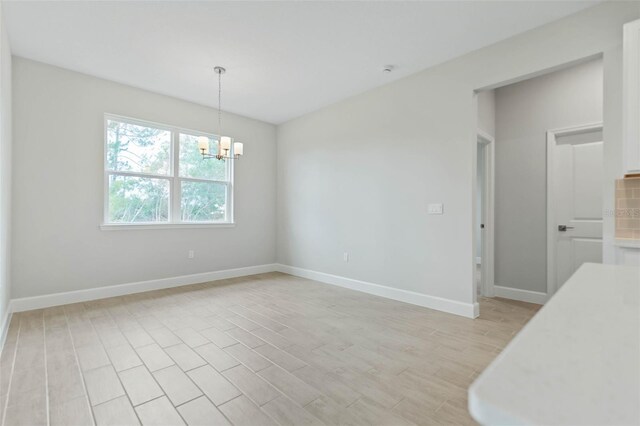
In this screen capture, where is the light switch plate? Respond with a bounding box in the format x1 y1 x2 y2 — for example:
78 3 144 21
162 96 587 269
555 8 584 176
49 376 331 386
427 203 444 215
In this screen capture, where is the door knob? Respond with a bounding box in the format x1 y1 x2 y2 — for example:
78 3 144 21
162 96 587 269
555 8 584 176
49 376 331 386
558 225 575 232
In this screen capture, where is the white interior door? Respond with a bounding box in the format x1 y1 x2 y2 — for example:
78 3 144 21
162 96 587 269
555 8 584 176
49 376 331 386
552 136 603 293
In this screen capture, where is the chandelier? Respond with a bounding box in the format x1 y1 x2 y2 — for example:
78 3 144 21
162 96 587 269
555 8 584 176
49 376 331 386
198 66 243 161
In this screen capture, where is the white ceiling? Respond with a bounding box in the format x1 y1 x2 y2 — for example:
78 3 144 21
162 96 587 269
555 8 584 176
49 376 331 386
4 1 598 124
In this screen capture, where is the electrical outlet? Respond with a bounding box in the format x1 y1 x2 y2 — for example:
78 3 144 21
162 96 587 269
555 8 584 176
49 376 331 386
188 250 195 259
343 252 349 262
427 203 444 215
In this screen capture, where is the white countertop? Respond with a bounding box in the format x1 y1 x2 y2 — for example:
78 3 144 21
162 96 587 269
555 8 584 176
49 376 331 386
615 238 640 249
468 263 640 426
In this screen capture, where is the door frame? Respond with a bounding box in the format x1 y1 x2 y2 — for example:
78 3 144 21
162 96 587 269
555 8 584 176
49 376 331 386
546 122 603 297
477 129 495 298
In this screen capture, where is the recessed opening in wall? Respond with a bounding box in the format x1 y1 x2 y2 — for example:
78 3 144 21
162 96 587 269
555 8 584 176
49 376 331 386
474 56 604 309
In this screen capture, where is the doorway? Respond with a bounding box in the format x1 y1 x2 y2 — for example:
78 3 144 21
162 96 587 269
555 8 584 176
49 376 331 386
473 57 603 306
547 123 604 296
477 130 494 298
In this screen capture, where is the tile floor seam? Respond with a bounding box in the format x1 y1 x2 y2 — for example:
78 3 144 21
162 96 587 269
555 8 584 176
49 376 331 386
0 315 21 426
80 306 144 425
134 393 165 408
120 364 165 407
196 385 236 424
42 312 51 426
233 305 290 334
62 308 98 426
173 393 206 409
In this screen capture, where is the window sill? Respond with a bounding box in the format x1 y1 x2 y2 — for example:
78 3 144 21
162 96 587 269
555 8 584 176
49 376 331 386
100 222 235 231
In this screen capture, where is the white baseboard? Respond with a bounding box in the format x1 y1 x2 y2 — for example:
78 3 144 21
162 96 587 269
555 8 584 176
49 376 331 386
9 264 278 313
276 264 478 318
493 285 548 305
6 261 479 326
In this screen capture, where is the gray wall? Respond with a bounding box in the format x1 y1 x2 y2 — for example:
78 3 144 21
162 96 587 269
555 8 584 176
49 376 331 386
276 2 636 309
11 58 277 298
0 4 12 328
6 2 637 315
494 58 603 293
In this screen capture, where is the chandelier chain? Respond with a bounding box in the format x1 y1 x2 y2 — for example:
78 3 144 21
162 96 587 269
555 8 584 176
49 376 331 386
218 69 222 139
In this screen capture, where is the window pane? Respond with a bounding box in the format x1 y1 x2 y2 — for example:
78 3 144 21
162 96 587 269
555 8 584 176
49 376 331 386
108 175 169 222
181 181 227 222
179 134 227 181
106 119 171 175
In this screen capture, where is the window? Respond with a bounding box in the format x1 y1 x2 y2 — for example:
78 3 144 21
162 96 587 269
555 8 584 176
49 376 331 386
104 115 233 227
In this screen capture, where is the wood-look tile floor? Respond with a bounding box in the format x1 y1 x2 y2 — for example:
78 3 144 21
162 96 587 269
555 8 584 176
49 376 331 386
0 272 540 426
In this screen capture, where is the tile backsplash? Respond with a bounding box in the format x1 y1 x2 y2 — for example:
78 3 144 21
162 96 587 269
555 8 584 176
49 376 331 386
616 177 640 239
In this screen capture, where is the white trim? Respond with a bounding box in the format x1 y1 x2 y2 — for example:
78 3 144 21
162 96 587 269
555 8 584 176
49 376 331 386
2 261 482 347
546 122 603 297
0 309 12 356
9 264 277 313
171 127 180 222
276 264 479 318
477 129 493 145
477 129 495 298
4 262 482 348
494 285 548 305
623 19 640 174
546 130 557 298
103 113 235 226
546 122 604 138
100 222 235 231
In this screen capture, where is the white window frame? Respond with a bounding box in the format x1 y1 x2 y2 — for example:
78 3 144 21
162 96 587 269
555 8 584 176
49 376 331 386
101 113 235 230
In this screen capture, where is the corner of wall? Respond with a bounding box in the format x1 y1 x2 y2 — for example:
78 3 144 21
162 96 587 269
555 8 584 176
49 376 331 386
274 123 281 265
0 0 13 349
276 264 479 318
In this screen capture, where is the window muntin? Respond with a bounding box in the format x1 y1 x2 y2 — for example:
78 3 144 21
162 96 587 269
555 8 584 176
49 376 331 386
104 115 233 225
178 133 226 181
